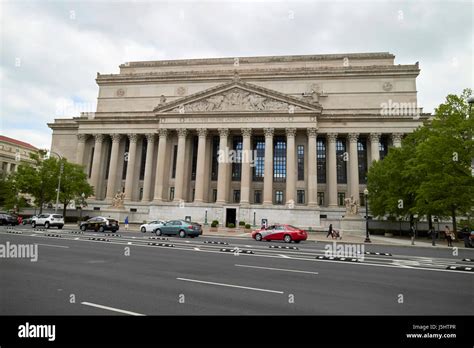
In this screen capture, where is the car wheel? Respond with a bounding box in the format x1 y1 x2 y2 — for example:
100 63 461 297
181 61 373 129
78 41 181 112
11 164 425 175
294 240 301 244
32 221 36 228
179 230 186 238
45 222 50 229
58 225 63 230
80 225 87 231
155 229 162 236
255 233 262 241
141 227 146 233
99 226 105 232
284 234 292 243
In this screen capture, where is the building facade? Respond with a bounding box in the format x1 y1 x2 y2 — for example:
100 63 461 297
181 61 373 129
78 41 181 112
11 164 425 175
0 135 38 177
49 52 428 227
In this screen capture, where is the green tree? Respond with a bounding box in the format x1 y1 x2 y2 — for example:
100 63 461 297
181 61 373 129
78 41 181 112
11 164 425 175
0 173 29 213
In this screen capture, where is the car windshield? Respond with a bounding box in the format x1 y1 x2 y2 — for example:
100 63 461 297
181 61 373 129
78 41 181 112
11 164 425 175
286 225 299 230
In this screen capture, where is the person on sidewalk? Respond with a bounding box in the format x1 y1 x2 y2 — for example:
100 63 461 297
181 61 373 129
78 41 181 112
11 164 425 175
409 225 416 245
444 225 454 247
429 226 436 246
327 224 333 238
125 216 129 230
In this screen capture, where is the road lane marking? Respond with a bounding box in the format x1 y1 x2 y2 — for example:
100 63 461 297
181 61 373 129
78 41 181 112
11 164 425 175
37 243 69 248
81 302 145 316
176 278 284 294
279 254 290 258
235 264 318 275
194 247 200 250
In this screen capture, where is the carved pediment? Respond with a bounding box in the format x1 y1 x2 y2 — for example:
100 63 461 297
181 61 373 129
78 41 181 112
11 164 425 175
154 80 321 114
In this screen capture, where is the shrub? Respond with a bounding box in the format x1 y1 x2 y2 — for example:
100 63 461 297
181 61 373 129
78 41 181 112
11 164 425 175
245 224 251 229
211 220 219 225
211 221 218 228
228 223 235 228
239 221 246 226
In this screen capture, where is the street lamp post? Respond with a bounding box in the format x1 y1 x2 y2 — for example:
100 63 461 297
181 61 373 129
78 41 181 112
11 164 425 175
79 192 85 225
204 209 208 225
364 188 371 243
253 210 256 227
49 151 63 214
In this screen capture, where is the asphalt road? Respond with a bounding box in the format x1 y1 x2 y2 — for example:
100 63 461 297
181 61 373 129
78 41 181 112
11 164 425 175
1 225 472 315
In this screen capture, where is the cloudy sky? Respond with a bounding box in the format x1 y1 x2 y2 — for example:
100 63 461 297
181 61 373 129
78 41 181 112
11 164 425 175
1 0 472 150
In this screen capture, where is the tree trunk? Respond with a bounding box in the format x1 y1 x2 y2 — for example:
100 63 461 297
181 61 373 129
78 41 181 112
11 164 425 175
427 214 433 230
451 207 457 234
63 202 68 219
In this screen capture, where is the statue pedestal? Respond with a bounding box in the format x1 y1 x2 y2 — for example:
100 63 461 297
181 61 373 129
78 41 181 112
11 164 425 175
340 215 365 233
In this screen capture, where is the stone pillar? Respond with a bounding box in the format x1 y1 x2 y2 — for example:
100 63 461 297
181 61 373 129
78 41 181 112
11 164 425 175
194 128 208 203
369 133 381 164
142 134 156 201
307 128 318 206
174 129 187 202
348 133 360 200
285 128 296 205
90 134 104 200
124 134 138 201
153 129 168 202
327 133 338 207
216 128 229 204
391 133 403 148
76 134 87 165
263 128 274 205
105 134 122 201
240 128 252 205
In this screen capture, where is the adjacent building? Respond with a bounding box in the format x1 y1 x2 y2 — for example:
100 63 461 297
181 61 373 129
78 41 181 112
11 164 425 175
48 52 429 227
0 135 39 176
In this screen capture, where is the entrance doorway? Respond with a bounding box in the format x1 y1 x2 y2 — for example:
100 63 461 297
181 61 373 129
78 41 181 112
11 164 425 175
225 208 236 227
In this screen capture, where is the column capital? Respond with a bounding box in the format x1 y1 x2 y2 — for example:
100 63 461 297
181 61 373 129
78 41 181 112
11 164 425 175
369 133 381 142
177 129 187 138
127 133 139 143
77 134 88 142
111 133 122 143
93 134 105 143
348 133 359 143
307 128 317 137
218 128 229 138
285 128 296 137
327 133 338 143
158 128 168 138
391 133 403 142
197 128 208 137
264 128 274 138
145 133 156 143
241 128 252 138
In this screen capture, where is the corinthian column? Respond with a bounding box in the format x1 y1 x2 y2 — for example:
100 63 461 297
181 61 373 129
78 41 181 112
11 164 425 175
285 128 296 205
307 128 318 206
153 129 168 202
391 133 403 148
369 133 381 164
327 133 338 207
263 128 274 205
76 134 87 166
174 129 188 202
240 128 252 205
348 133 360 200
90 134 104 200
142 134 156 201
105 134 122 201
124 134 138 201
216 128 229 204
194 128 208 203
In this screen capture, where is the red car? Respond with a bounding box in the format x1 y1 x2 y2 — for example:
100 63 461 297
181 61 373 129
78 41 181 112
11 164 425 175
251 224 307 243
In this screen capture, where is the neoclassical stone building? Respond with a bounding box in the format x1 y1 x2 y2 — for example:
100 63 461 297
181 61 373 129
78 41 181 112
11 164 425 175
49 52 428 227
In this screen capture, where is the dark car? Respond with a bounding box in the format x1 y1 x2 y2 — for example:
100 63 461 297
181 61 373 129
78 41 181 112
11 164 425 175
80 216 119 232
0 213 19 226
153 220 202 238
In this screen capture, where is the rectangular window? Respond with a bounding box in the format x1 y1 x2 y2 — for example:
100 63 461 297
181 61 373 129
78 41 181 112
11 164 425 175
338 192 346 207
359 192 366 206
171 145 178 179
317 192 325 206
139 187 143 201
232 136 242 181
169 187 175 201
273 136 286 182
254 190 262 204
212 189 218 202
253 136 265 181
122 138 129 180
139 139 147 181
275 190 283 205
105 141 112 180
297 145 304 181
191 136 198 181
379 136 388 160
233 190 241 203
357 138 368 184
317 138 326 183
336 138 347 184
297 190 305 204
89 146 94 178
192 189 195 201
211 136 219 181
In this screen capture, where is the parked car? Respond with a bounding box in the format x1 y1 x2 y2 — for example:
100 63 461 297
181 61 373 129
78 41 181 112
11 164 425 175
31 214 64 229
251 224 307 243
22 216 37 225
153 220 202 238
80 216 119 232
140 220 166 233
0 213 19 226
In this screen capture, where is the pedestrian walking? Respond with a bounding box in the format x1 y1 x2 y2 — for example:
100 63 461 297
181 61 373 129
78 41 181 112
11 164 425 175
429 226 436 246
125 216 129 230
409 225 416 245
444 225 453 247
327 224 333 238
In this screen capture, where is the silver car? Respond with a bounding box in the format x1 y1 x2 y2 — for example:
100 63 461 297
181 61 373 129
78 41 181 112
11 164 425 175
140 220 165 233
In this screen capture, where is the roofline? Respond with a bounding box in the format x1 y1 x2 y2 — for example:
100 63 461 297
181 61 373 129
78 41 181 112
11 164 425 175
0 135 39 150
